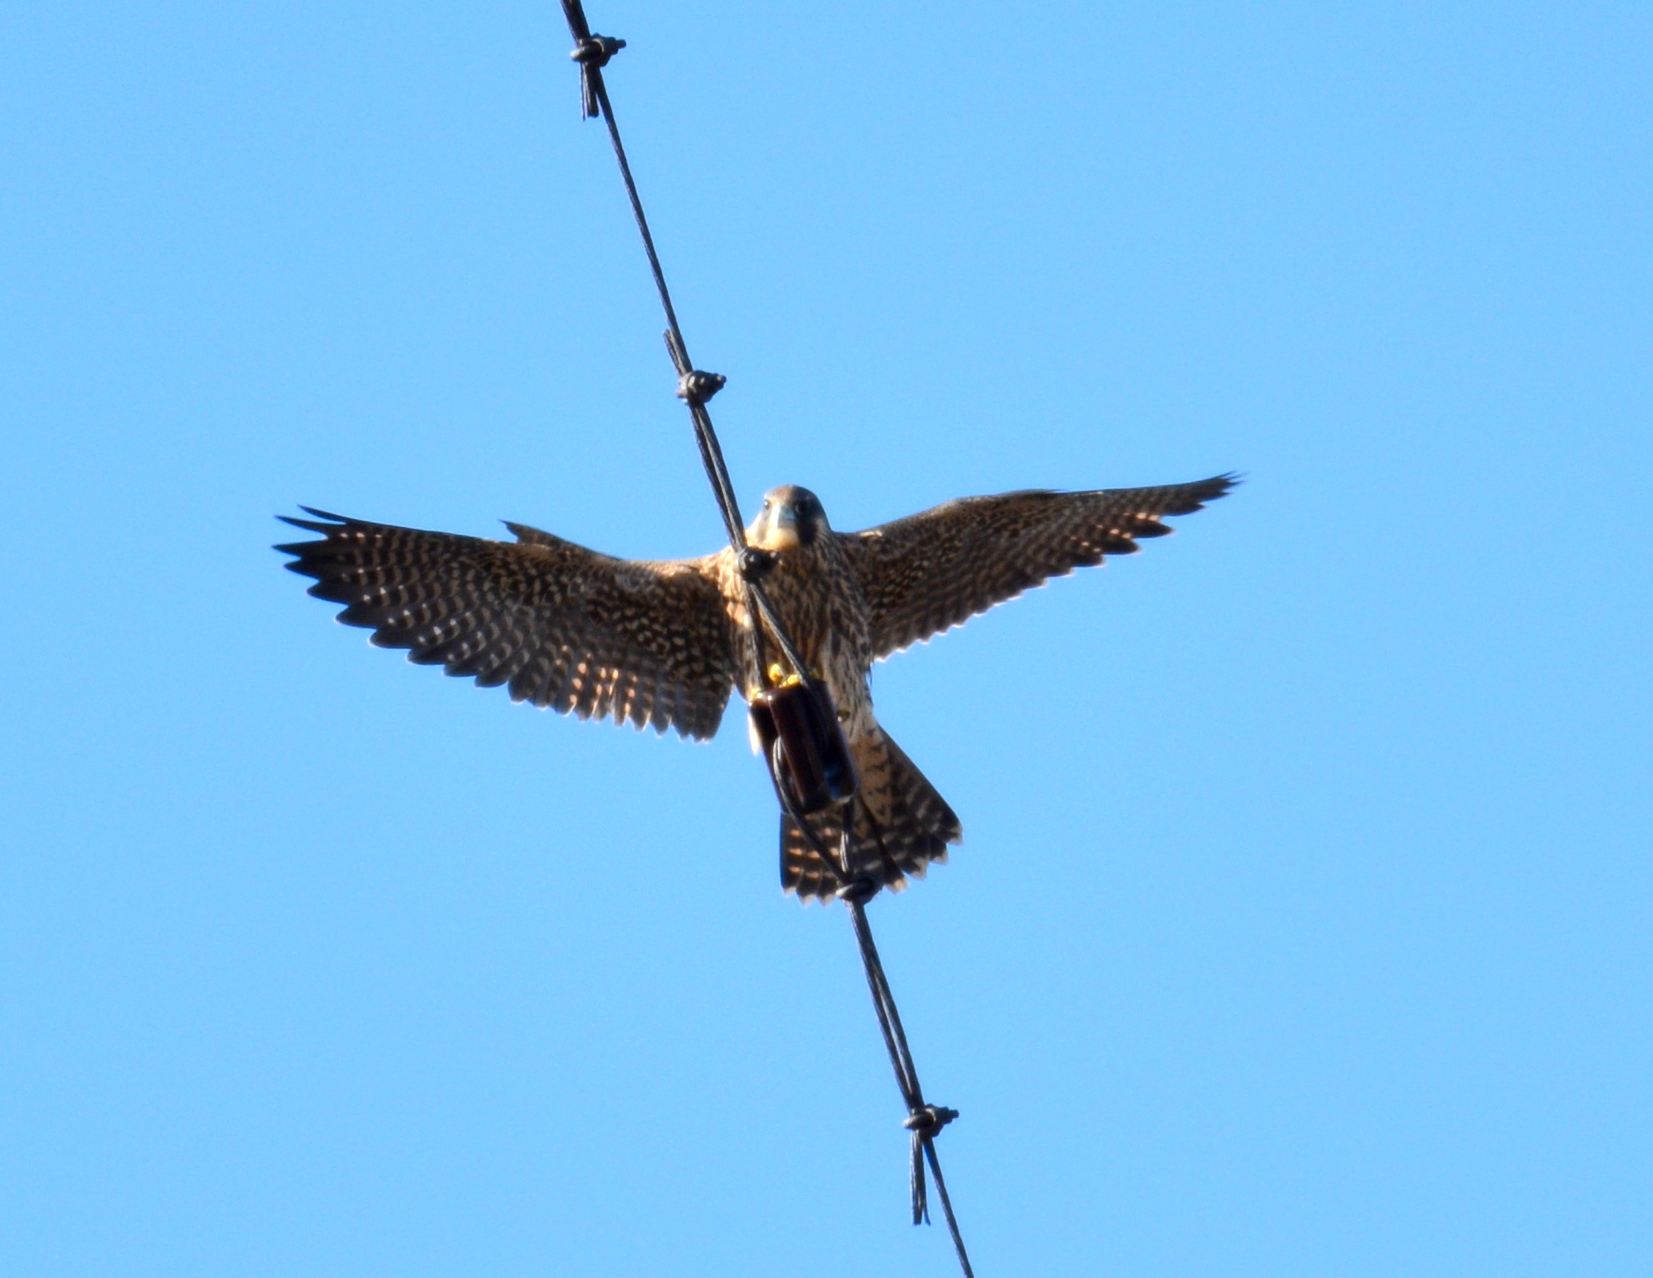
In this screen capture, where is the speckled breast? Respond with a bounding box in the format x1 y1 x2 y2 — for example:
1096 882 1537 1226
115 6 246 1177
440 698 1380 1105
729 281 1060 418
736 540 874 720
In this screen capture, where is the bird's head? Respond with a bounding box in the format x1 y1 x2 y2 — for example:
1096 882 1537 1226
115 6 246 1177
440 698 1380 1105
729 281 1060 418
749 485 829 550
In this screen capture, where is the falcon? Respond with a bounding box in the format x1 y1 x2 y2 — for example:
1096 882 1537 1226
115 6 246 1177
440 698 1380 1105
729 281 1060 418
277 474 1235 899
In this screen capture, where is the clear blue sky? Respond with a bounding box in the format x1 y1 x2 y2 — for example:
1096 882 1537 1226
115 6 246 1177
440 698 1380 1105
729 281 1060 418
3 2 1648 1274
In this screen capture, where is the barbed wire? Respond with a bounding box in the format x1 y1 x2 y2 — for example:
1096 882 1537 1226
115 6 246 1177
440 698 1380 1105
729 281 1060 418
555 5 974 1274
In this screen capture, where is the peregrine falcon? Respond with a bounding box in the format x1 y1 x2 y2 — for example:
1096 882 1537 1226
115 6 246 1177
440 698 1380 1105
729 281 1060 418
277 474 1234 899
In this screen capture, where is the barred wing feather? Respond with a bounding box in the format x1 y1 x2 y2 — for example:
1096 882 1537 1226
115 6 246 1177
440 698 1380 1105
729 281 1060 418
277 510 737 740
841 475 1236 661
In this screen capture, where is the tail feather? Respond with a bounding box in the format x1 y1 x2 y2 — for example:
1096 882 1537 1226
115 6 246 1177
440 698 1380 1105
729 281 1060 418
780 729 962 902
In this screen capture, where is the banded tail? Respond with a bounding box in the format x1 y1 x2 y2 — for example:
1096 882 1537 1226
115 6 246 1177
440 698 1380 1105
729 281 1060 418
781 728 962 901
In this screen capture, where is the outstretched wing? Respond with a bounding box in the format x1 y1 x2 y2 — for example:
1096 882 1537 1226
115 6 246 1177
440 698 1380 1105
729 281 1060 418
839 474 1236 661
276 510 737 739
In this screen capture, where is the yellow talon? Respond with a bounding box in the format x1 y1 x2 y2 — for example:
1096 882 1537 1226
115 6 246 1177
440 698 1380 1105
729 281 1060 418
766 661 825 690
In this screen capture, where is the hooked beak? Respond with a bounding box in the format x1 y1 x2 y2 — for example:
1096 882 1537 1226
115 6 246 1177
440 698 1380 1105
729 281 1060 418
754 504 800 550
767 504 801 549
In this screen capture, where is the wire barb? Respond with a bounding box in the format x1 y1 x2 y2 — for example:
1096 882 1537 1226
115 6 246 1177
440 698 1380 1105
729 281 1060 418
737 547 777 583
904 1105 960 1136
567 35 625 117
676 369 727 406
570 33 625 65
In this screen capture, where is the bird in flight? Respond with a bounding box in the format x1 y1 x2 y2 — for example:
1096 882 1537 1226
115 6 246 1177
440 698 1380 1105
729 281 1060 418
278 474 1234 900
